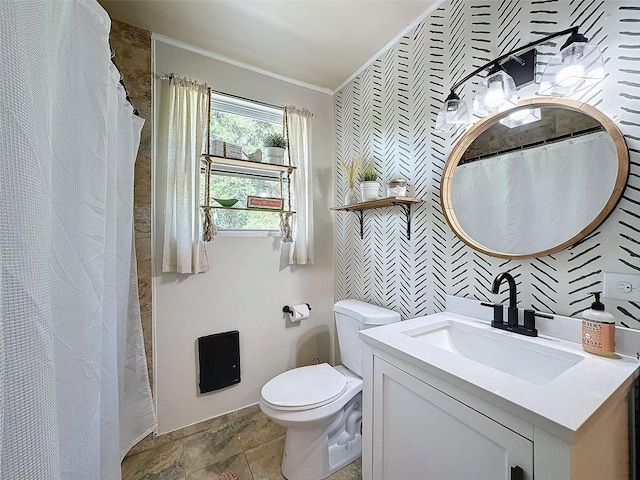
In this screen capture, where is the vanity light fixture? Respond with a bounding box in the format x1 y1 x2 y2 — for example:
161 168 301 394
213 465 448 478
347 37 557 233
472 64 518 116
537 31 605 97
435 27 605 133
434 91 472 133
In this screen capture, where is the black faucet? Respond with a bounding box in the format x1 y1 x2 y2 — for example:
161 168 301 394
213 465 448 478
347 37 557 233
492 272 518 327
481 272 553 337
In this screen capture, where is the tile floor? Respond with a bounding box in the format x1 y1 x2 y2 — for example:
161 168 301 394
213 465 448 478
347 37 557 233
121 404 362 480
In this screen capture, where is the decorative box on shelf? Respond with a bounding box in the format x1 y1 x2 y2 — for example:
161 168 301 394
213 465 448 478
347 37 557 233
211 140 225 157
211 140 243 159
247 196 284 210
225 144 242 159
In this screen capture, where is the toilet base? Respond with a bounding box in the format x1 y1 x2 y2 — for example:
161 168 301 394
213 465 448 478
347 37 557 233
281 393 362 480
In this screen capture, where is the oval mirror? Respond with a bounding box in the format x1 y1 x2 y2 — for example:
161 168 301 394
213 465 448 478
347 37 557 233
441 98 629 259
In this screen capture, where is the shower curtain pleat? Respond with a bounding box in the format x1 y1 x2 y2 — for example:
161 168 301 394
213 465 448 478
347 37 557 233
0 1 156 479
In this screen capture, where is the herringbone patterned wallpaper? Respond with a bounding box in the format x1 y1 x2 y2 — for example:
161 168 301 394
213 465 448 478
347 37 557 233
335 0 640 328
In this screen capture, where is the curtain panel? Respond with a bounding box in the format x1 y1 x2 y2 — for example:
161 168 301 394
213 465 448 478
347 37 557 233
162 76 210 274
285 106 315 265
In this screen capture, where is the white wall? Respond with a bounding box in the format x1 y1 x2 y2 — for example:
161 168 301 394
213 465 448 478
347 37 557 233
153 38 335 434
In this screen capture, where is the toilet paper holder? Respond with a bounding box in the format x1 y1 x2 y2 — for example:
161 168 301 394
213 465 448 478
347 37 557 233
283 303 312 314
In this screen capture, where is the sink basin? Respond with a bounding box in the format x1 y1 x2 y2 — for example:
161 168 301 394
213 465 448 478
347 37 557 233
404 320 583 385
360 304 640 443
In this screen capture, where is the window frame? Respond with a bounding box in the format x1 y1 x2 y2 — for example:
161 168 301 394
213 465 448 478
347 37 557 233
206 93 285 234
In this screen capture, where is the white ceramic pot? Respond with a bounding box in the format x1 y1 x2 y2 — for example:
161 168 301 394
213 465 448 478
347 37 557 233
264 147 285 165
360 181 380 201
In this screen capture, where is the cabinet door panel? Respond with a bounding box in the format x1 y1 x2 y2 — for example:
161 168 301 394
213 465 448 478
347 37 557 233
372 357 533 480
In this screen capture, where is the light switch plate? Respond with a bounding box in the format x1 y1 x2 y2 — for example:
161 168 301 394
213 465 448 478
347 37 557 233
602 272 640 301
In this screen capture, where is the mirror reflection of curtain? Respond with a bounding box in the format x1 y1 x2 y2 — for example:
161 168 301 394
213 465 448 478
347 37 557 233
452 132 617 255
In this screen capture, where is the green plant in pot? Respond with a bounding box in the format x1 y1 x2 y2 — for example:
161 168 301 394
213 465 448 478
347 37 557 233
263 132 287 165
360 165 380 201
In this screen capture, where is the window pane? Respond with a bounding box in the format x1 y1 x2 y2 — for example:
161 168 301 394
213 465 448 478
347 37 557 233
210 110 282 156
206 94 286 231
202 172 285 230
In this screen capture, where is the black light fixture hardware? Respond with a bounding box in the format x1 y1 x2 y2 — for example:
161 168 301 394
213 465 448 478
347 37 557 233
501 49 536 88
436 26 604 133
447 26 579 95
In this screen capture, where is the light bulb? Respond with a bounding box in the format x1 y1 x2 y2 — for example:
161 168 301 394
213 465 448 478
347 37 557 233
556 64 586 87
484 87 506 109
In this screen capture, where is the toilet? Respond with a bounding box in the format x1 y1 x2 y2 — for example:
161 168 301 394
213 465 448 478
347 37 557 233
259 300 401 480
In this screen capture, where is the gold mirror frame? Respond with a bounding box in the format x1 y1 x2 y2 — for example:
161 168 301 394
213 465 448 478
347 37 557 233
440 98 629 260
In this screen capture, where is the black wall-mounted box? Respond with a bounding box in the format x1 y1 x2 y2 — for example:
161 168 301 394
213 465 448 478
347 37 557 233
197 330 240 394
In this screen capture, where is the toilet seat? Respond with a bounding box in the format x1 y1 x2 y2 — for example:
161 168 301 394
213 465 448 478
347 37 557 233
261 363 347 411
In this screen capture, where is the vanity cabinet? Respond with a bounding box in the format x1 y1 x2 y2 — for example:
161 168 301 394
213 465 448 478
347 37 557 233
362 344 631 480
371 357 533 479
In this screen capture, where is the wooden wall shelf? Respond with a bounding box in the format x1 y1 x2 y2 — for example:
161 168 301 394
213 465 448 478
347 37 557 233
201 205 296 214
200 155 295 241
331 197 424 239
201 154 296 174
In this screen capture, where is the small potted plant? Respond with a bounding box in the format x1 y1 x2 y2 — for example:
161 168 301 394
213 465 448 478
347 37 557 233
360 165 380 201
263 132 287 165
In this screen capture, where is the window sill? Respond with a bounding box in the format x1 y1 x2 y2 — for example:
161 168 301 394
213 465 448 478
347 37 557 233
215 229 280 238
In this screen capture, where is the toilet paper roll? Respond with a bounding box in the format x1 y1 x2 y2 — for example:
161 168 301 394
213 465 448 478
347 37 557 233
290 304 310 322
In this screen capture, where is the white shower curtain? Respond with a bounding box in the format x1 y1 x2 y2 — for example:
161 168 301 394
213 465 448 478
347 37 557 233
0 1 156 479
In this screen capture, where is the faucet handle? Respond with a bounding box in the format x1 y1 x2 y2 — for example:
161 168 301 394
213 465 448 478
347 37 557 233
523 309 537 332
481 302 504 327
522 309 553 337
524 310 553 327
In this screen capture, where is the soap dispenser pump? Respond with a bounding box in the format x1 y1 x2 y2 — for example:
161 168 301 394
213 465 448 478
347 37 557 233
581 292 616 357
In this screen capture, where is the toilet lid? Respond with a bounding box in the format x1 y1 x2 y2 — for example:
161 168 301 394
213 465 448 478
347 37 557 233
261 363 347 411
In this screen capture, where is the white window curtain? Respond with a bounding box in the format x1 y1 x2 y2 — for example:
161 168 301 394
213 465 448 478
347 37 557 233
0 1 155 479
284 106 315 265
162 76 210 274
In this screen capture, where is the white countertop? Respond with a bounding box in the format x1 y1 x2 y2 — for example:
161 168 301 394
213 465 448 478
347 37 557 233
360 297 639 444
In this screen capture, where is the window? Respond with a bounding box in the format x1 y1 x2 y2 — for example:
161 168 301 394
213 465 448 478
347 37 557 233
204 94 285 231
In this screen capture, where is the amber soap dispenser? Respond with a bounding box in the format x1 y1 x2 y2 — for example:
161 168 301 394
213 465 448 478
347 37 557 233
581 292 616 357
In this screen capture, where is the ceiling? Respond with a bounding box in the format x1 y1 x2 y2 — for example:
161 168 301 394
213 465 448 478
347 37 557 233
98 0 441 93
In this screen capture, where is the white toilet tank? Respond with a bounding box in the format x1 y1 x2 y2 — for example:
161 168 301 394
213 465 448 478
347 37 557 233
334 299 401 377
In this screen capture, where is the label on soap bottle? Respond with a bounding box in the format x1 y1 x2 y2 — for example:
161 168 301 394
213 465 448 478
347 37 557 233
582 320 615 356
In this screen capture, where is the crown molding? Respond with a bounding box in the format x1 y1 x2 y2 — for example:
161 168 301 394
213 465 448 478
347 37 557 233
152 34 334 96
